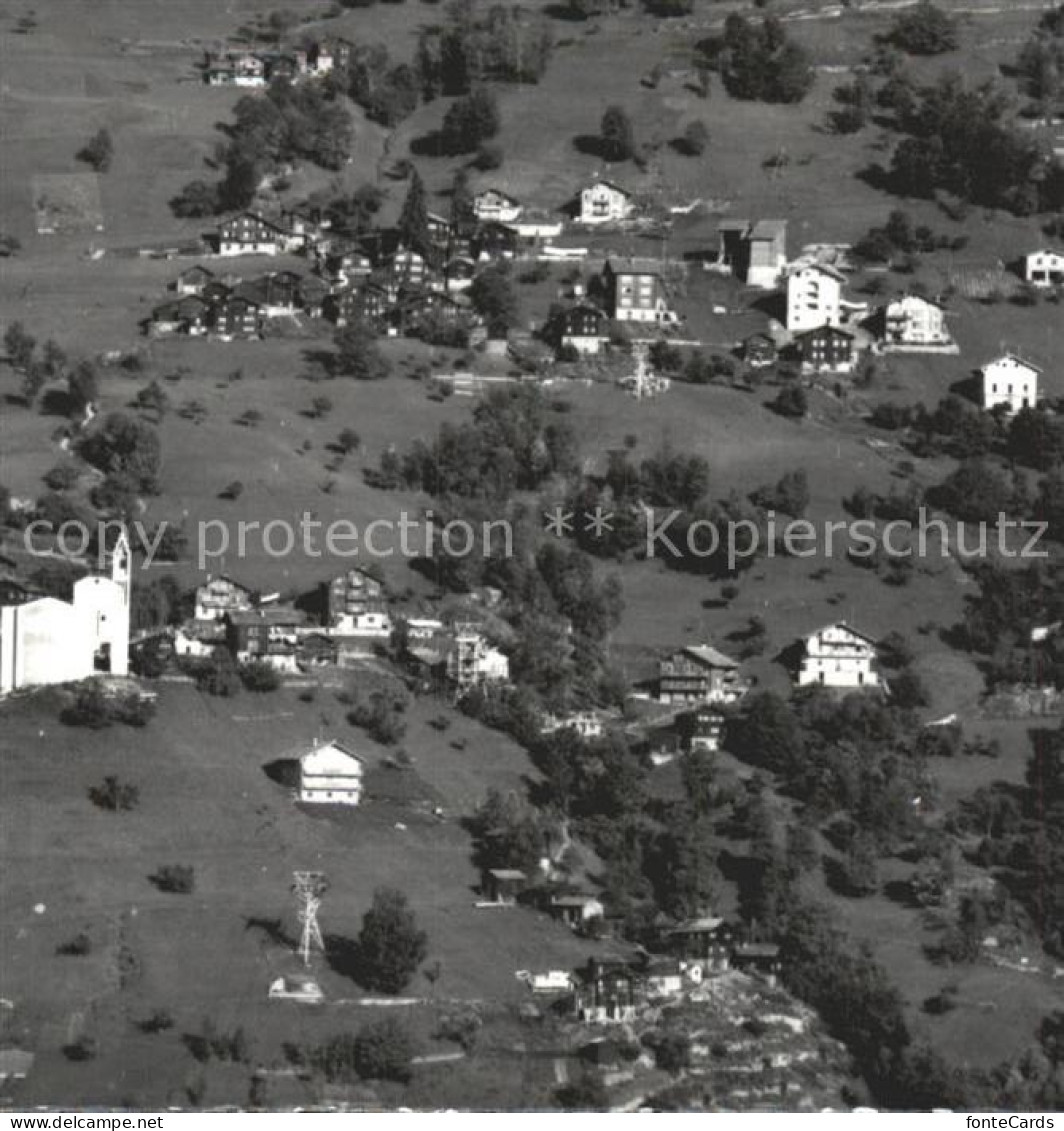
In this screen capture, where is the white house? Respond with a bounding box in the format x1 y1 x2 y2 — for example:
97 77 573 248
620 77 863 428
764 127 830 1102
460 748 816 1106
194 575 255 622
981 353 1040 413
473 188 523 223
298 739 364 805
785 263 844 332
577 180 634 225
1023 248 1064 288
797 622 879 690
0 533 131 694
881 294 953 349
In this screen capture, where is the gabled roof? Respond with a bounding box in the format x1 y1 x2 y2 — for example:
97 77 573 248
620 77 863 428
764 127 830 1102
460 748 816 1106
749 219 787 240
887 291 945 311
220 210 287 236
475 187 521 204
788 261 846 282
178 264 214 281
1025 247 1064 259
606 256 663 277
198 573 254 594
794 323 854 340
678 644 740 669
488 868 527 880
300 739 364 775
808 620 877 645
583 178 631 197
982 352 1043 374
667 915 725 934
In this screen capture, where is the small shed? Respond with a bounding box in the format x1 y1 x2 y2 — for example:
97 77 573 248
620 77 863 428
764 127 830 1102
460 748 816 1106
731 941 782 984
550 893 606 928
483 868 527 905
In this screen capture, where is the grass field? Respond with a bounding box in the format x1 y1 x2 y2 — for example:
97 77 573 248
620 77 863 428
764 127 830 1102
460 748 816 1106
0 683 617 1107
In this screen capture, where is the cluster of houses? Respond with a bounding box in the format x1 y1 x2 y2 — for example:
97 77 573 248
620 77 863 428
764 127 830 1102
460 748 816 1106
512 914 782 1023
168 569 512 692
201 37 348 87
144 165 1054 415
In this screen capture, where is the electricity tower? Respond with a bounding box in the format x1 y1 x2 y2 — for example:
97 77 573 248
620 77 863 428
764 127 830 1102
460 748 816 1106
292 871 327 967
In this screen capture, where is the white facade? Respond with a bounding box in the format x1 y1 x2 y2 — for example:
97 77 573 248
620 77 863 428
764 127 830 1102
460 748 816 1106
798 623 879 690
473 189 523 223
1024 249 1064 288
542 711 603 739
785 264 843 332
0 535 130 694
447 628 510 692
882 294 951 347
298 740 364 805
981 354 1040 413
578 181 633 225
333 609 392 636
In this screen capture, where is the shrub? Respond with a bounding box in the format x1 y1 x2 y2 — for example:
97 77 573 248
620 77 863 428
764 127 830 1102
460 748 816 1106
887 0 959 55
219 480 244 501
770 384 808 418
88 775 140 812
63 1036 98 1061
77 128 113 172
43 463 79 491
56 932 92 957
151 864 196 894
137 1009 175 1034
239 661 281 692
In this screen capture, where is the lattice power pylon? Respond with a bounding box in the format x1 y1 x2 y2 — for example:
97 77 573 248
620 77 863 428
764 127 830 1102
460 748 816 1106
292 870 328 967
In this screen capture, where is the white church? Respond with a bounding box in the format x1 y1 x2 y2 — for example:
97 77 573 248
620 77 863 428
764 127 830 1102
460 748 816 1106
0 531 131 695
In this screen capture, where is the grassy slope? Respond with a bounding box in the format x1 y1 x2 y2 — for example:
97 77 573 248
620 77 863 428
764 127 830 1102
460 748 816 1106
0 684 614 1106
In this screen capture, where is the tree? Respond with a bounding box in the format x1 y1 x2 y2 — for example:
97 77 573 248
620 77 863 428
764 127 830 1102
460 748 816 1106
441 87 500 154
355 887 429 993
4 321 36 372
729 692 805 774
77 128 114 172
770 384 807 418
717 15 814 104
80 412 160 493
337 428 361 454
398 168 431 259
599 105 636 161
473 141 503 170
352 1018 415 1082
68 360 99 417
469 262 520 336
837 831 880 896
450 168 476 236
170 180 219 218
888 1 959 56
680 119 709 156
334 321 390 381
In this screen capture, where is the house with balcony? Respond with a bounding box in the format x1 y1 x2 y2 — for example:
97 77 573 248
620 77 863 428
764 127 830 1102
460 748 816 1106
797 622 879 689
658 644 745 705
